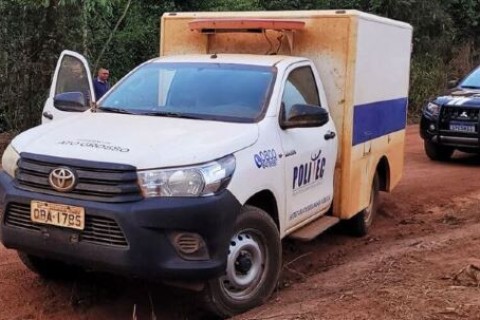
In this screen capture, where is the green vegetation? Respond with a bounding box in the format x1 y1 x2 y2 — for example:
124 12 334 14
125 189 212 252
1 0 479 132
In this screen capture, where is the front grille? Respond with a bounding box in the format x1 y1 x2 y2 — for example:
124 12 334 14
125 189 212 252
82 215 128 247
15 153 142 202
439 106 480 132
5 203 41 231
4 202 128 247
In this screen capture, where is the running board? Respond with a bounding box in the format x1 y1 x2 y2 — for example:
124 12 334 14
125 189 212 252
289 216 340 241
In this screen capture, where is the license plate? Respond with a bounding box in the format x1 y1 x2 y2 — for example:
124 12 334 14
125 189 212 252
31 201 85 230
449 123 475 133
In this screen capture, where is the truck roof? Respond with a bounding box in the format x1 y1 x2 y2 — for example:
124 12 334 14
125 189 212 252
150 54 305 67
163 10 412 30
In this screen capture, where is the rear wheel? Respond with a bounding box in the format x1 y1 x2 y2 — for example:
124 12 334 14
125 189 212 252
18 252 83 280
345 173 380 237
202 205 281 318
424 140 454 161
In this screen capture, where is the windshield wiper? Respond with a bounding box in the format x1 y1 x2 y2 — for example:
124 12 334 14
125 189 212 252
97 107 137 114
143 111 204 120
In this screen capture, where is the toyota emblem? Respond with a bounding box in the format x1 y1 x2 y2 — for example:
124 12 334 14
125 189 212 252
49 167 77 192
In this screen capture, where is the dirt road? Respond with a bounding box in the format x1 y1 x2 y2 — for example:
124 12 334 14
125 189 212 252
2 126 480 320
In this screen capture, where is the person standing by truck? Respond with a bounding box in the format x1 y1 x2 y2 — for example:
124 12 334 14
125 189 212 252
93 67 110 99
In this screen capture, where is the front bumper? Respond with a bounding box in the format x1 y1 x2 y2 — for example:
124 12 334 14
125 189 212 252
0 171 241 281
420 113 480 150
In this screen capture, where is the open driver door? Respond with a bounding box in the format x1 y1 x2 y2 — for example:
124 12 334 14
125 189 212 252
41 50 96 124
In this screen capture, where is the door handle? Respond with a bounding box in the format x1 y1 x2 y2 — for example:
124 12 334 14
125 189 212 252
324 131 336 140
42 112 53 120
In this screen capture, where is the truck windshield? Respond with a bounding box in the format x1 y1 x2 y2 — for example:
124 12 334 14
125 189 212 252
99 62 275 122
459 67 480 89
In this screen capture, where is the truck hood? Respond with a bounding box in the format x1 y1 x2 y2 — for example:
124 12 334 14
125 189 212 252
11 113 259 169
434 88 480 107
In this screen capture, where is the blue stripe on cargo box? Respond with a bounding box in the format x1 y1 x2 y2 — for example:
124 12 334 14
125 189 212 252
352 97 408 146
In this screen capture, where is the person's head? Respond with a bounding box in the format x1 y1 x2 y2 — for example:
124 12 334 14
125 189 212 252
97 68 110 82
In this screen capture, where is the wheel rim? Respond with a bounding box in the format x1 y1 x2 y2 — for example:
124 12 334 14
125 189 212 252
220 230 266 301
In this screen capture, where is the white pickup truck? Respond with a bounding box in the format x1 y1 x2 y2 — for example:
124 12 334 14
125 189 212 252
0 10 412 317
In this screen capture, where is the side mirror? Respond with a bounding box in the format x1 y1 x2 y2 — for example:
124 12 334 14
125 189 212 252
447 79 459 89
281 103 330 129
53 92 89 112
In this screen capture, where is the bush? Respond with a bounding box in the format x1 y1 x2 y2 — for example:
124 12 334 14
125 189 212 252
408 55 448 122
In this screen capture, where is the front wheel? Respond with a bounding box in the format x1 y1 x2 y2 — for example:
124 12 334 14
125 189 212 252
424 140 454 161
202 205 281 318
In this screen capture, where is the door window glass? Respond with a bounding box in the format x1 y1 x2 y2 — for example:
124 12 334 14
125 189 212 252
55 55 91 106
282 66 320 120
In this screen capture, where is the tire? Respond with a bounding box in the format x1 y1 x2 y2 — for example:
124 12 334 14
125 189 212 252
345 173 380 237
18 252 83 280
202 205 281 318
424 140 454 161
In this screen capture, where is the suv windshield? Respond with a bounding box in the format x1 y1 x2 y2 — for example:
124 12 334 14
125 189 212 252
99 62 275 122
459 67 480 89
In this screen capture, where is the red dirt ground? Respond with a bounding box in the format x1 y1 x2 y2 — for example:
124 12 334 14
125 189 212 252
2 125 480 320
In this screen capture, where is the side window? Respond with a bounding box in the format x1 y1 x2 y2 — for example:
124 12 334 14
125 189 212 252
55 55 91 107
282 66 321 120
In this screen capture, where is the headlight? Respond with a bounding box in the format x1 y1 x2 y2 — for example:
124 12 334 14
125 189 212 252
1 144 20 178
426 102 440 116
137 155 236 198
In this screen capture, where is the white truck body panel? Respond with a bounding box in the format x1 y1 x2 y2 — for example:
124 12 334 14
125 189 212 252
353 18 412 105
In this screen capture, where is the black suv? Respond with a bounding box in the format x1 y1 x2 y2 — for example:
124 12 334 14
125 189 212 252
420 66 480 160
